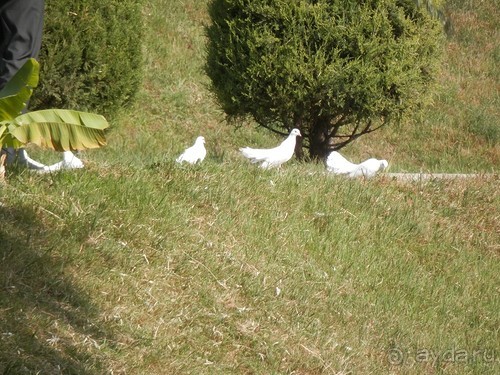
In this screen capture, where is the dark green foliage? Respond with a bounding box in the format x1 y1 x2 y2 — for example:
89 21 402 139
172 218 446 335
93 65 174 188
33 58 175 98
206 0 444 158
30 0 144 118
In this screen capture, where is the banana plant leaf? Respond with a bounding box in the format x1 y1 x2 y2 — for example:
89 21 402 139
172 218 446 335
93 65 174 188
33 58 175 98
10 109 110 151
15 109 109 130
0 122 23 149
0 58 39 121
0 58 109 151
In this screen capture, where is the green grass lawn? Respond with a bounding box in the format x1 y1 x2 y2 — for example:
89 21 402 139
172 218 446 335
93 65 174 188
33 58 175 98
1 0 498 374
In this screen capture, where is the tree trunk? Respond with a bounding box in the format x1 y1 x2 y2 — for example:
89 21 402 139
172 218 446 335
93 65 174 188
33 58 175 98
294 134 304 160
293 117 304 160
309 117 331 161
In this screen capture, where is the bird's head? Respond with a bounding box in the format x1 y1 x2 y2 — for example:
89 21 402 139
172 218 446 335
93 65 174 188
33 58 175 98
380 160 389 170
196 136 206 144
290 128 301 137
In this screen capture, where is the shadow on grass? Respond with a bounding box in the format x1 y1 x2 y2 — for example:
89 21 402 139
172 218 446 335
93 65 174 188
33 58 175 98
0 204 112 374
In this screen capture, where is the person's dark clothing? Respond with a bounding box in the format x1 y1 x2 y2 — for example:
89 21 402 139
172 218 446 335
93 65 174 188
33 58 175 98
0 0 44 91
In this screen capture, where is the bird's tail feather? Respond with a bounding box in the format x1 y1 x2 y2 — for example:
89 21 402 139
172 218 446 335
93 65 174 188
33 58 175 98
240 147 269 161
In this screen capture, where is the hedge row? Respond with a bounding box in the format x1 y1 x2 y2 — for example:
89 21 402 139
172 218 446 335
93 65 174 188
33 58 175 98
30 0 144 118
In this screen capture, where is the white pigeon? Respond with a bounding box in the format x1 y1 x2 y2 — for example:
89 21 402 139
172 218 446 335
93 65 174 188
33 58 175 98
326 151 388 178
240 128 301 169
176 136 206 164
42 151 84 172
19 149 47 170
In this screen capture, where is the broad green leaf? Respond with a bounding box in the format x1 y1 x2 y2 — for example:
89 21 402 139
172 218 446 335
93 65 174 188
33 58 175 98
1 124 23 149
78 112 110 130
0 124 6 146
15 109 109 130
0 59 109 151
10 122 107 151
0 58 39 121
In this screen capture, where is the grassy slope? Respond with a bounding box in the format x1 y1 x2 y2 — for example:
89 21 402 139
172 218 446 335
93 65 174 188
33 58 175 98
1 1 498 374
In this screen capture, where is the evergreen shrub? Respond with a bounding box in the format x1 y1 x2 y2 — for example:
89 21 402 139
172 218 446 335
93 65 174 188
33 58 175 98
206 0 444 159
30 0 144 118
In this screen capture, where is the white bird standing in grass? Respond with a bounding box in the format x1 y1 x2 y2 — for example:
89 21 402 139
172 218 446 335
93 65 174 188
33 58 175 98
22 150 48 170
176 136 206 165
2 149 84 172
240 128 301 169
326 151 388 178
42 151 84 172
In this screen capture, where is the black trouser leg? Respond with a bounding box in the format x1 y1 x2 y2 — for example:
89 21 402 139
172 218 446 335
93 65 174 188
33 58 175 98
0 0 45 90
0 0 45 166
